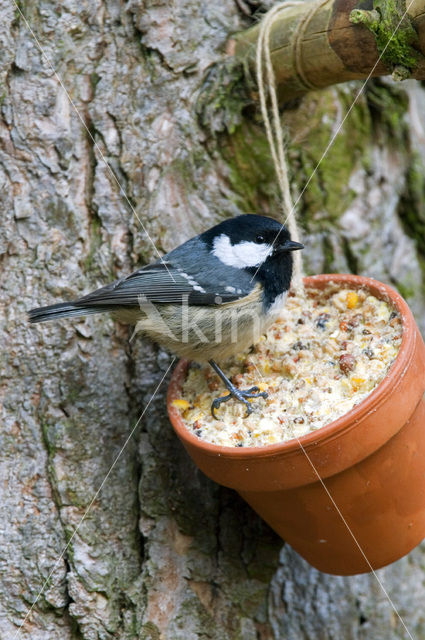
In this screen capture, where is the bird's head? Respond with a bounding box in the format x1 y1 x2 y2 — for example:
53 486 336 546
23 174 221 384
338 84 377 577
202 214 303 274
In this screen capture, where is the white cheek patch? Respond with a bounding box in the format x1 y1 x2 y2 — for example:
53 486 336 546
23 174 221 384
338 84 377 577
212 234 272 269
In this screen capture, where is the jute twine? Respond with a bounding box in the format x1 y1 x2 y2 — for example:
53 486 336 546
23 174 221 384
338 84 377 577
256 0 327 292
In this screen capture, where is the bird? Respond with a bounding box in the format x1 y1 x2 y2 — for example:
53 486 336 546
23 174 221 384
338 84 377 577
29 214 303 418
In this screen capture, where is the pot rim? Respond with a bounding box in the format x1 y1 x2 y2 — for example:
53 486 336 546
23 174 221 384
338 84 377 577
167 274 416 459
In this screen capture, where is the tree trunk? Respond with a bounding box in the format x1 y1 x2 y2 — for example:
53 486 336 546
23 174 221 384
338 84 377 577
2 1 425 639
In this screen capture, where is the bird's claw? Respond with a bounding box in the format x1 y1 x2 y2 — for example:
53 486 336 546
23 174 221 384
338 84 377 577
211 385 268 419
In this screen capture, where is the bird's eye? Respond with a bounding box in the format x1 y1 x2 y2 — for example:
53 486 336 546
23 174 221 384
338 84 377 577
255 234 265 244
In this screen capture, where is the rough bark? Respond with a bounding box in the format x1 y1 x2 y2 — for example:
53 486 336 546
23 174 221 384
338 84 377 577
1 1 425 639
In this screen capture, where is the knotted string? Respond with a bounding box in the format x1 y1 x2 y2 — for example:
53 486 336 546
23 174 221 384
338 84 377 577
256 0 324 292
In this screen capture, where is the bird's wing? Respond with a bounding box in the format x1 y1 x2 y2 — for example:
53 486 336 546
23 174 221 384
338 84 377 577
76 261 251 308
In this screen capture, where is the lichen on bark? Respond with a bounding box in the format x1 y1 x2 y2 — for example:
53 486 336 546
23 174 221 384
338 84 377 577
349 0 421 74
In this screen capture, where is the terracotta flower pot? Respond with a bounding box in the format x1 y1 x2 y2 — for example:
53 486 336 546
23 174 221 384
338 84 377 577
167 274 425 575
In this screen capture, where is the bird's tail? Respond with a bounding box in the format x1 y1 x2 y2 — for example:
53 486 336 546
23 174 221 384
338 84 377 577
28 301 105 324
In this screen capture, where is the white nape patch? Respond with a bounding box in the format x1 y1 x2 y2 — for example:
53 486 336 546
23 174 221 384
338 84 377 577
267 291 288 318
213 234 272 269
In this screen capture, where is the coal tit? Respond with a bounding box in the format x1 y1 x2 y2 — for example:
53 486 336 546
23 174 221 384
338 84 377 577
29 214 303 418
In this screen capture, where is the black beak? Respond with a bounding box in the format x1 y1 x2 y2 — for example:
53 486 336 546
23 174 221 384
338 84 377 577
280 239 304 252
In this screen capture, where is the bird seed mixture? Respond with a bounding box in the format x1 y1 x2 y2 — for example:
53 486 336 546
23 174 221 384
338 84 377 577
173 285 403 447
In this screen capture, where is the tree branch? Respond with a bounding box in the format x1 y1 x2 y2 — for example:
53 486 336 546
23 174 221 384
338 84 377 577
229 0 425 103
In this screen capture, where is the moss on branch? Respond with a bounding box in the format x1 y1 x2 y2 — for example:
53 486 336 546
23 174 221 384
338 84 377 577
349 0 420 77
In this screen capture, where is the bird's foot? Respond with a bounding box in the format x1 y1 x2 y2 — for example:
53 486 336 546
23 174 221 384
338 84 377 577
211 385 268 419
